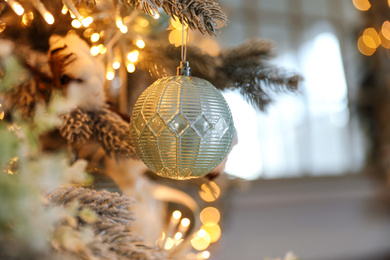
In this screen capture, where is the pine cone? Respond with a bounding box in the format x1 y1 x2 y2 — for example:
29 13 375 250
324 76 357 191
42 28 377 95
59 108 93 144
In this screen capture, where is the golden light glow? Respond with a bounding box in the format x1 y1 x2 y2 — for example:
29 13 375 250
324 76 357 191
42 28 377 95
380 31 390 49
202 251 211 259
0 22 5 33
200 207 220 225
352 0 371 11
8 1 24 16
137 17 149 27
116 19 123 28
171 18 188 30
113 61 121 70
169 29 188 47
70 11 76 19
382 21 390 40
126 63 135 73
191 229 211 251
98 44 107 54
127 50 139 62
357 36 376 56
164 237 175 250
174 232 183 240
362 28 381 48
181 218 190 227
90 46 100 56
71 19 82 28
0 104 4 120
202 223 221 243
83 28 94 38
153 13 160 19
61 5 68 14
172 210 182 220
106 71 115 80
91 33 100 42
136 39 145 49
44 12 55 25
21 12 34 26
199 182 220 202
82 17 93 27
120 25 128 34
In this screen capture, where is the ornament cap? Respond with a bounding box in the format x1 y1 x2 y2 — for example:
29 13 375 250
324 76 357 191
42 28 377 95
177 61 191 76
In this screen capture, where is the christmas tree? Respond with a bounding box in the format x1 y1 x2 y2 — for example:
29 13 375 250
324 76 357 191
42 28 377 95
0 0 299 259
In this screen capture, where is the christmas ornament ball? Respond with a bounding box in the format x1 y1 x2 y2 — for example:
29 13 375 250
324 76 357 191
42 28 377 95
130 76 234 180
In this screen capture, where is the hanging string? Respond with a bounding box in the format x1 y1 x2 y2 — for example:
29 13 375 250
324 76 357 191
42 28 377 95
181 17 188 62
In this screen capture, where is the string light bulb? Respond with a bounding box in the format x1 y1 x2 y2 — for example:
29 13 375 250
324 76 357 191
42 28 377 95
71 19 82 28
90 46 100 56
106 70 115 81
126 63 135 73
127 50 139 62
120 25 128 33
61 5 68 14
90 33 100 42
82 16 93 27
113 61 120 70
6 0 25 16
44 12 55 25
136 39 145 49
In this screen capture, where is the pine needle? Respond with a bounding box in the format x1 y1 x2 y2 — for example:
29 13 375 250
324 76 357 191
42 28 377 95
46 186 167 259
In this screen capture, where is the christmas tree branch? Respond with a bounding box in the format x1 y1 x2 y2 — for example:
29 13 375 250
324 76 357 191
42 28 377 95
138 39 301 110
125 0 227 36
46 186 166 259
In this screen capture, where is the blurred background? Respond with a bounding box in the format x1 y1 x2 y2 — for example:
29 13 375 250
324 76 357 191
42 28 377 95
210 1 390 259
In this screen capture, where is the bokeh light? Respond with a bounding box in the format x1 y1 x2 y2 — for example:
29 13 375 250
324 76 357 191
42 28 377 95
199 182 220 202
200 207 220 225
202 223 221 243
357 36 376 56
352 0 371 11
191 229 211 251
362 28 381 48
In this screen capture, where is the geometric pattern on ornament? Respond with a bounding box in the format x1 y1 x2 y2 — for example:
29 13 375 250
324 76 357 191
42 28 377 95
168 113 190 136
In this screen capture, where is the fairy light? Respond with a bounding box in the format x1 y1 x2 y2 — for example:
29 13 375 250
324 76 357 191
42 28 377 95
136 39 146 49
113 61 120 70
120 25 128 33
174 232 183 240
5 0 25 16
82 16 93 27
172 210 182 220
127 50 139 62
91 33 100 42
90 46 100 56
181 218 190 227
44 12 55 25
153 12 160 19
61 5 68 14
126 63 135 73
69 11 76 19
98 44 107 54
71 19 82 28
106 70 115 80
164 237 175 250
202 251 211 259
116 19 123 28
